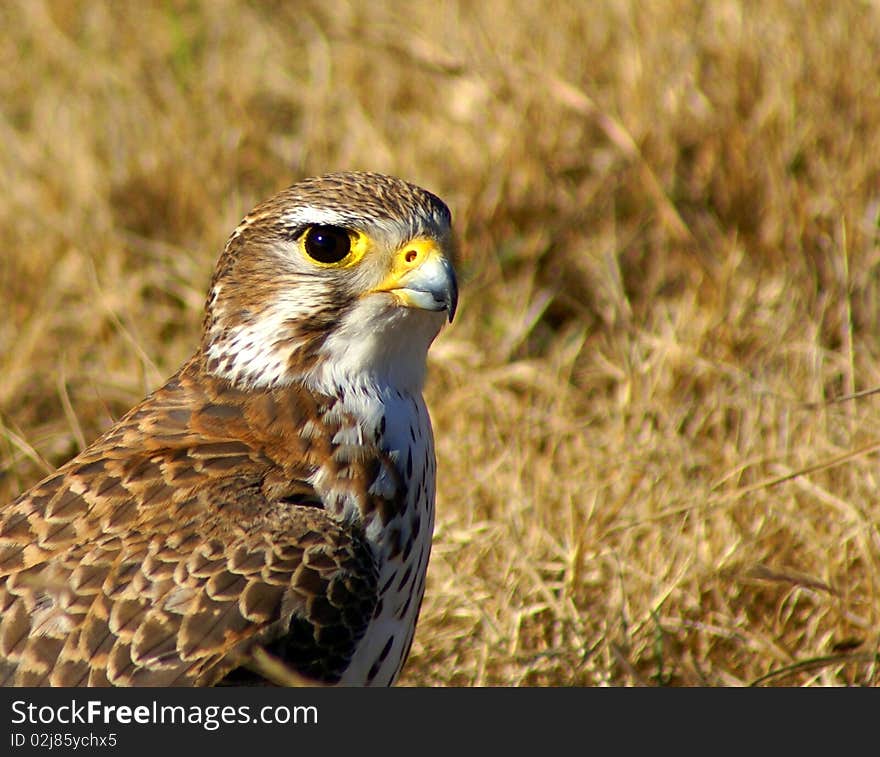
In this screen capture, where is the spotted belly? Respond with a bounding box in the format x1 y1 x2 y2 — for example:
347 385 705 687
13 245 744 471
314 384 437 685
337 503 433 686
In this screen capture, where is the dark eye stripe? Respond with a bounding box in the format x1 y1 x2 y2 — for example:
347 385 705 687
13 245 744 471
303 225 352 264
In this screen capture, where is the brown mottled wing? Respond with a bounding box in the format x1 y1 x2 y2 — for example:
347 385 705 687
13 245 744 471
0 362 379 686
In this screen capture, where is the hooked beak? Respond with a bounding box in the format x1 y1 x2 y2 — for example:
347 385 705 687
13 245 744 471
374 239 458 322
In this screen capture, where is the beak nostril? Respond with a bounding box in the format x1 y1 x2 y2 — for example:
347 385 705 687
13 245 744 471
404 249 418 264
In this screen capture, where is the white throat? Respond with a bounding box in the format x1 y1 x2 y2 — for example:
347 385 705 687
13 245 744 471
205 288 445 395
306 300 444 397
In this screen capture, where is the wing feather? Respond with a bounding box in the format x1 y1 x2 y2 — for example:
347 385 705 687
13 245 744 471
0 360 381 687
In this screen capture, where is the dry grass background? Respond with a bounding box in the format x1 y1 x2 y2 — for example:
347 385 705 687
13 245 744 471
2 0 880 686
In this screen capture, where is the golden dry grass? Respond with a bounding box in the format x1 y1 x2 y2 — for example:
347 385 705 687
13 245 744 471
2 0 880 686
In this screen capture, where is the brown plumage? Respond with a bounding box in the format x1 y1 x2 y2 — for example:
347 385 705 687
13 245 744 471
0 172 458 686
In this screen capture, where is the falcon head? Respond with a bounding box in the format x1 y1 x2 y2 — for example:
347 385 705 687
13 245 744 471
201 172 458 393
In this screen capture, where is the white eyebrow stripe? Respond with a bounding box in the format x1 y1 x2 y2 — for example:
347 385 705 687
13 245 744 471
279 207 356 228
278 208 424 249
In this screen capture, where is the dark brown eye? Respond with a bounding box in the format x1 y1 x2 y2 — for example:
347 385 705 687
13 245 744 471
303 225 352 264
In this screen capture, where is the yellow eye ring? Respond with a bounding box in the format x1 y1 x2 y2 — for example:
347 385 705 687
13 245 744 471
303 225 351 264
300 226 369 268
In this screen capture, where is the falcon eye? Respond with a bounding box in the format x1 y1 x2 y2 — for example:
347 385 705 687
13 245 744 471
303 225 352 264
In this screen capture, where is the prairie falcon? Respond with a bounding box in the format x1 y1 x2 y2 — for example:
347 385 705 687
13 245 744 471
0 172 458 686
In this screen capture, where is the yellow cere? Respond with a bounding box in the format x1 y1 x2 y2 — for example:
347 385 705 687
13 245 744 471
377 238 444 291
